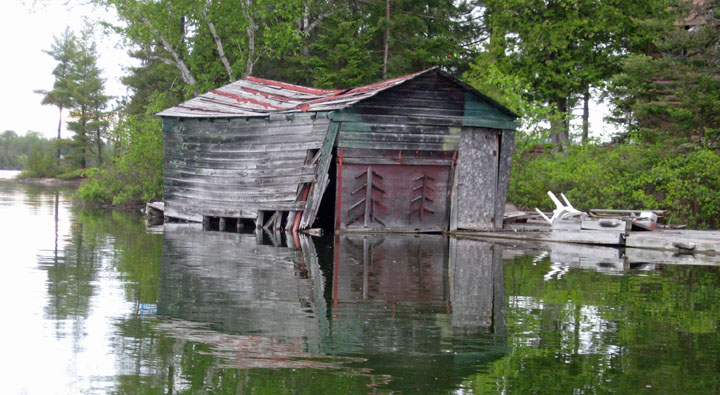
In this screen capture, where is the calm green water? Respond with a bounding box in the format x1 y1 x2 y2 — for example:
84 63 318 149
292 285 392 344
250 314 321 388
2 181 719 394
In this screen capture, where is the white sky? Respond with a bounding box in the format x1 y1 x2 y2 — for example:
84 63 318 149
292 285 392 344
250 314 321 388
0 0 133 138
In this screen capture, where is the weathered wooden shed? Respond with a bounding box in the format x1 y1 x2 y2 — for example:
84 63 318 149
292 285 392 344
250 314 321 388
157 67 518 232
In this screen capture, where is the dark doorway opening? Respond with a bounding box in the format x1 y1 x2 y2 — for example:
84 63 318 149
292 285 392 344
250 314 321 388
312 148 337 232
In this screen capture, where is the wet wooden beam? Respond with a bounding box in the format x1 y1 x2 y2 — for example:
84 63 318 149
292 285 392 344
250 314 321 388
456 230 625 246
626 231 720 254
494 130 514 229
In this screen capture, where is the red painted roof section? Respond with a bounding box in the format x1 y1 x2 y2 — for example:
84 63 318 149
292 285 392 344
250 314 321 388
157 67 441 117
244 76 342 95
211 90 283 110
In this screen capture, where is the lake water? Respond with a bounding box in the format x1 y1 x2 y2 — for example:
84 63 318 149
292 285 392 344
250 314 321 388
0 169 21 179
1 181 719 393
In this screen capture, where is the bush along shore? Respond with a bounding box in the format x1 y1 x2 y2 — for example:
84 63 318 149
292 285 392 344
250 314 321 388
509 143 720 230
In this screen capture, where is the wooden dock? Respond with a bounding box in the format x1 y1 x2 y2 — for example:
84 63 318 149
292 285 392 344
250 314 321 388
625 230 720 254
489 236 720 267
458 226 720 255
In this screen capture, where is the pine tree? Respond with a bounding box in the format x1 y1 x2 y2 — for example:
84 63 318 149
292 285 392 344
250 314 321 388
608 0 720 149
66 30 110 168
36 28 78 159
482 0 668 147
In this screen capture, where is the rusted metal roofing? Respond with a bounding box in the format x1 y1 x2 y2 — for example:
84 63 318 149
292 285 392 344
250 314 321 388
157 68 438 118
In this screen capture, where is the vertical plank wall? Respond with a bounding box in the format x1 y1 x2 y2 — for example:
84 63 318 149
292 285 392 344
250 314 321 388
453 127 499 231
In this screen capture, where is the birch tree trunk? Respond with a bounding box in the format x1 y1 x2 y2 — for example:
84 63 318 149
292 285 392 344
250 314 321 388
582 89 590 143
202 1 234 81
139 14 197 87
242 0 256 77
383 0 390 79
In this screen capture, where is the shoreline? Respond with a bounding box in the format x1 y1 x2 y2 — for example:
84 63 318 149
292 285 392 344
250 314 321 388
2 177 86 186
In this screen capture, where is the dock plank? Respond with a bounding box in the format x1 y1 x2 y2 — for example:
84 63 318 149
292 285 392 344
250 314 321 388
626 231 720 254
456 229 625 246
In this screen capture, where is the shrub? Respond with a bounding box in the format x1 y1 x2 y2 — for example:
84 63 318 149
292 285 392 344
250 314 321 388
648 149 720 228
75 113 163 206
508 142 720 229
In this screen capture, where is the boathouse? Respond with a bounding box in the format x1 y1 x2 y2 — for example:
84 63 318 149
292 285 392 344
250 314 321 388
157 67 518 232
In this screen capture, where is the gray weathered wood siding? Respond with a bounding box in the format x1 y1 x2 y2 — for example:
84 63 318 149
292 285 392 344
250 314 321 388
494 130 515 229
159 69 517 231
162 115 331 221
452 127 499 231
332 72 515 151
448 237 505 332
330 72 516 232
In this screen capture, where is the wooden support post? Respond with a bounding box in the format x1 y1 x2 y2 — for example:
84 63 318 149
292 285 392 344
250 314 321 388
285 231 296 249
274 227 282 247
256 211 264 230
334 150 344 231
219 217 226 231
274 211 282 231
263 212 277 230
300 122 339 229
294 184 311 232
202 216 211 231
364 166 372 227
287 211 296 231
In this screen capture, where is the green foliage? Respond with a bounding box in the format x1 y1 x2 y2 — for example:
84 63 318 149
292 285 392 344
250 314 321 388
482 0 669 144
302 0 479 87
466 256 720 393
36 26 110 173
76 96 165 206
646 149 720 228
35 27 78 139
24 141 60 178
463 54 562 153
608 7 720 148
505 0 720 229
64 29 110 168
97 0 480 91
302 8 381 89
121 45 183 117
509 143 720 228
0 130 46 170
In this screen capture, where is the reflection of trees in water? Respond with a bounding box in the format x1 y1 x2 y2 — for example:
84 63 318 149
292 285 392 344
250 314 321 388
468 253 720 393
37 191 101 352
37 202 163 359
43 221 97 321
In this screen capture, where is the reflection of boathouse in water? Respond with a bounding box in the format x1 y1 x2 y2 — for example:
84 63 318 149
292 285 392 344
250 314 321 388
157 228 506 391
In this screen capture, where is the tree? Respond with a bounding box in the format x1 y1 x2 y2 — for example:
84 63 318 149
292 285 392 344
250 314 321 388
463 54 560 152
608 0 720 150
65 30 110 168
36 28 78 159
96 0 308 96
292 0 482 88
482 0 668 147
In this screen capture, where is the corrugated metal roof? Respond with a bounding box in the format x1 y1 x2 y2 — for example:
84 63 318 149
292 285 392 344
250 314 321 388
157 68 436 118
